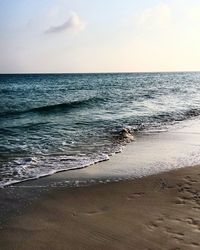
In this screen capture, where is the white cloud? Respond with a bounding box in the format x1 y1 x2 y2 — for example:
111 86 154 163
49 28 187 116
45 12 85 34
136 3 171 31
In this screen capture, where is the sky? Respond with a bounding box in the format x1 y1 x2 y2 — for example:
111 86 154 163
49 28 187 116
0 0 200 73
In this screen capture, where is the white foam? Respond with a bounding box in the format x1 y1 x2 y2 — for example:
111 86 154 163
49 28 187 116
0 153 110 188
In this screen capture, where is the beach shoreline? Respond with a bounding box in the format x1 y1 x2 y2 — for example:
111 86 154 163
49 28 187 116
1 164 200 250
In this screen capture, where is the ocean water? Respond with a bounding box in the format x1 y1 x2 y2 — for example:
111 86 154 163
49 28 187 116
1 72 200 187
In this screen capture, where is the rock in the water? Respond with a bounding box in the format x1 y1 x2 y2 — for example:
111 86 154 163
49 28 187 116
119 128 135 142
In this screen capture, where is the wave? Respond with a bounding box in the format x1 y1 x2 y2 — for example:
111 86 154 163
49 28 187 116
0 96 105 117
184 108 200 118
152 108 200 123
29 97 103 113
110 108 200 133
0 153 110 188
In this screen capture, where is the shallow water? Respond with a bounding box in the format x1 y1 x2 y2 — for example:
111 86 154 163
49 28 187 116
1 72 200 187
23 118 200 188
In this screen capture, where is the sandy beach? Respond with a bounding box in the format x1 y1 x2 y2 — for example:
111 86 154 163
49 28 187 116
1 165 200 250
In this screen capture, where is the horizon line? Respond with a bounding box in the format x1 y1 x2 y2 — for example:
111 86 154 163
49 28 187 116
0 70 200 75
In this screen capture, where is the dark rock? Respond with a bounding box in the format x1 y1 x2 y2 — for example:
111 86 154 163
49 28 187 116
119 128 135 142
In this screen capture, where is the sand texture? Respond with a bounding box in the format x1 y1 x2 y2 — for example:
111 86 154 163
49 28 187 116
1 165 200 249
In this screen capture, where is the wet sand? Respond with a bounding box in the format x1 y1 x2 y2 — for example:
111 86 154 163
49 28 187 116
1 165 200 250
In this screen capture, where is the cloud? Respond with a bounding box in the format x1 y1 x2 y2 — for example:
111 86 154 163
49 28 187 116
45 12 85 34
136 3 171 31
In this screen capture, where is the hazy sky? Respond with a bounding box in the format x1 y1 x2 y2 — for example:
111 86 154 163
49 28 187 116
0 0 200 73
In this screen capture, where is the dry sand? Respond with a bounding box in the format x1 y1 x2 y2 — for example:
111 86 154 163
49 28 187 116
1 165 200 250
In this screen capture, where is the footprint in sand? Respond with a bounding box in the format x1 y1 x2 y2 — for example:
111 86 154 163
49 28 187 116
191 242 200 247
155 217 164 223
146 222 158 231
175 197 186 205
183 176 198 184
84 209 107 216
185 218 200 232
164 227 185 244
127 192 145 200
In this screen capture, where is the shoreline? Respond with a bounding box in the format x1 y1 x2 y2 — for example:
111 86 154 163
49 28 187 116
1 164 200 249
2 117 200 190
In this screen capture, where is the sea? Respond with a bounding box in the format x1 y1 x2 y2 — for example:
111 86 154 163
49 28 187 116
1 72 200 188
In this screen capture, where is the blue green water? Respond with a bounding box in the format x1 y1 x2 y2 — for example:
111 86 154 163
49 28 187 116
1 72 200 187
